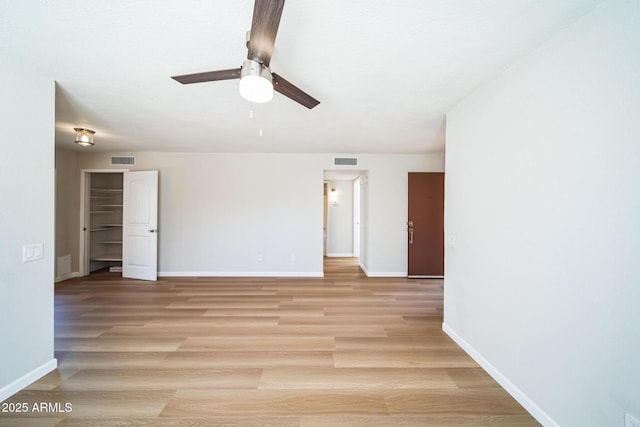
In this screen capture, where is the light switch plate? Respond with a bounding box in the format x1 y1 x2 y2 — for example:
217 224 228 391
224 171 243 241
23 243 44 262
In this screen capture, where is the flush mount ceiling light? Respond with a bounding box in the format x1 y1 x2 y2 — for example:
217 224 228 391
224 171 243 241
238 59 274 104
74 128 95 146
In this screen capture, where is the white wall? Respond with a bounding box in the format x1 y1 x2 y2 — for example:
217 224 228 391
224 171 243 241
0 54 56 400
55 147 79 279
326 179 354 256
75 153 444 276
360 154 445 276
443 1 640 426
78 152 325 276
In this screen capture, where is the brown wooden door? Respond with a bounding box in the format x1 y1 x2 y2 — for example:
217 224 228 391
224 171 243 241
408 172 444 277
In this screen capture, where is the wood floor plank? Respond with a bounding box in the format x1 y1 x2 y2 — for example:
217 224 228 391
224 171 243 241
161 351 334 368
259 367 457 390
176 289 280 295
384 389 531 415
383 324 450 337
145 316 280 327
300 414 541 427
283 295 397 305
324 306 443 316
0 419 63 426
335 336 460 351
403 314 445 324
80 309 208 318
100 324 388 338
178 337 336 352
277 314 407 326
53 325 112 338
55 317 152 326
57 417 301 426
55 337 184 352
56 351 169 369
58 368 261 390
333 349 478 368
203 308 325 317
185 295 289 301
166 301 280 309
161 390 390 417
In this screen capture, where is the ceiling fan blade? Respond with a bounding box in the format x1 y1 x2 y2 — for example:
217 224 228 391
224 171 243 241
171 68 241 84
272 73 320 109
247 0 285 67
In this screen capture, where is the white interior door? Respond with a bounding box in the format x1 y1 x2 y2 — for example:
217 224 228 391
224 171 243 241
123 170 158 281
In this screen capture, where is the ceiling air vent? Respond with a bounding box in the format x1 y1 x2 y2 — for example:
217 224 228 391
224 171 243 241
334 157 358 166
111 156 135 166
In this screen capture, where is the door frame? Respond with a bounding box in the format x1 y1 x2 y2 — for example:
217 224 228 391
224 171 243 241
322 169 368 274
79 168 129 276
323 181 329 257
353 176 361 258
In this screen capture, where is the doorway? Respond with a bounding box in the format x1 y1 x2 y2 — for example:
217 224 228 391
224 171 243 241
323 169 367 274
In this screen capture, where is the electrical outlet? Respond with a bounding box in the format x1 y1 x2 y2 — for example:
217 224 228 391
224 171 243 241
257 254 263 262
626 412 640 427
290 254 296 262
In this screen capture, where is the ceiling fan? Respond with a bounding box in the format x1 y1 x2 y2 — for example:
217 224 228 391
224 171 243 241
171 0 320 109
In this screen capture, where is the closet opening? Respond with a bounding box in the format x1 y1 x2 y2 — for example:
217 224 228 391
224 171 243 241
79 169 128 276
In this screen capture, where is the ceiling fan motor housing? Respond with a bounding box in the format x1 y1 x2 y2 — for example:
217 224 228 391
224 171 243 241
241 59 272 81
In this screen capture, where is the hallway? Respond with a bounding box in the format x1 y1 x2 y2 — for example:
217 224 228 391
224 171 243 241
323 256 365 279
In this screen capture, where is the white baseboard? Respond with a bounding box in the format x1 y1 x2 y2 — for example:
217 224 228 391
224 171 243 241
326 253 354 257
365 271 408 277
158 271 324 278
0 359 57 402
55 272 81 283
442 323 558 427
358 263 406 278
359 262 370 276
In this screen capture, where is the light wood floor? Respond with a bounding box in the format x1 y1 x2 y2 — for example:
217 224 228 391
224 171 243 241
0 258 540 426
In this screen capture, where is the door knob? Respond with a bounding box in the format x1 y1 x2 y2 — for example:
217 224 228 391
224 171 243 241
148 229 157 233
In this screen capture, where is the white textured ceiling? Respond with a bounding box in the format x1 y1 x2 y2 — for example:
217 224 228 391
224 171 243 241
0 0 601 154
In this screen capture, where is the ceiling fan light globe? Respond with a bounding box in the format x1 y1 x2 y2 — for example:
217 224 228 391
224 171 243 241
239 59 274 103
239 75 273 103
